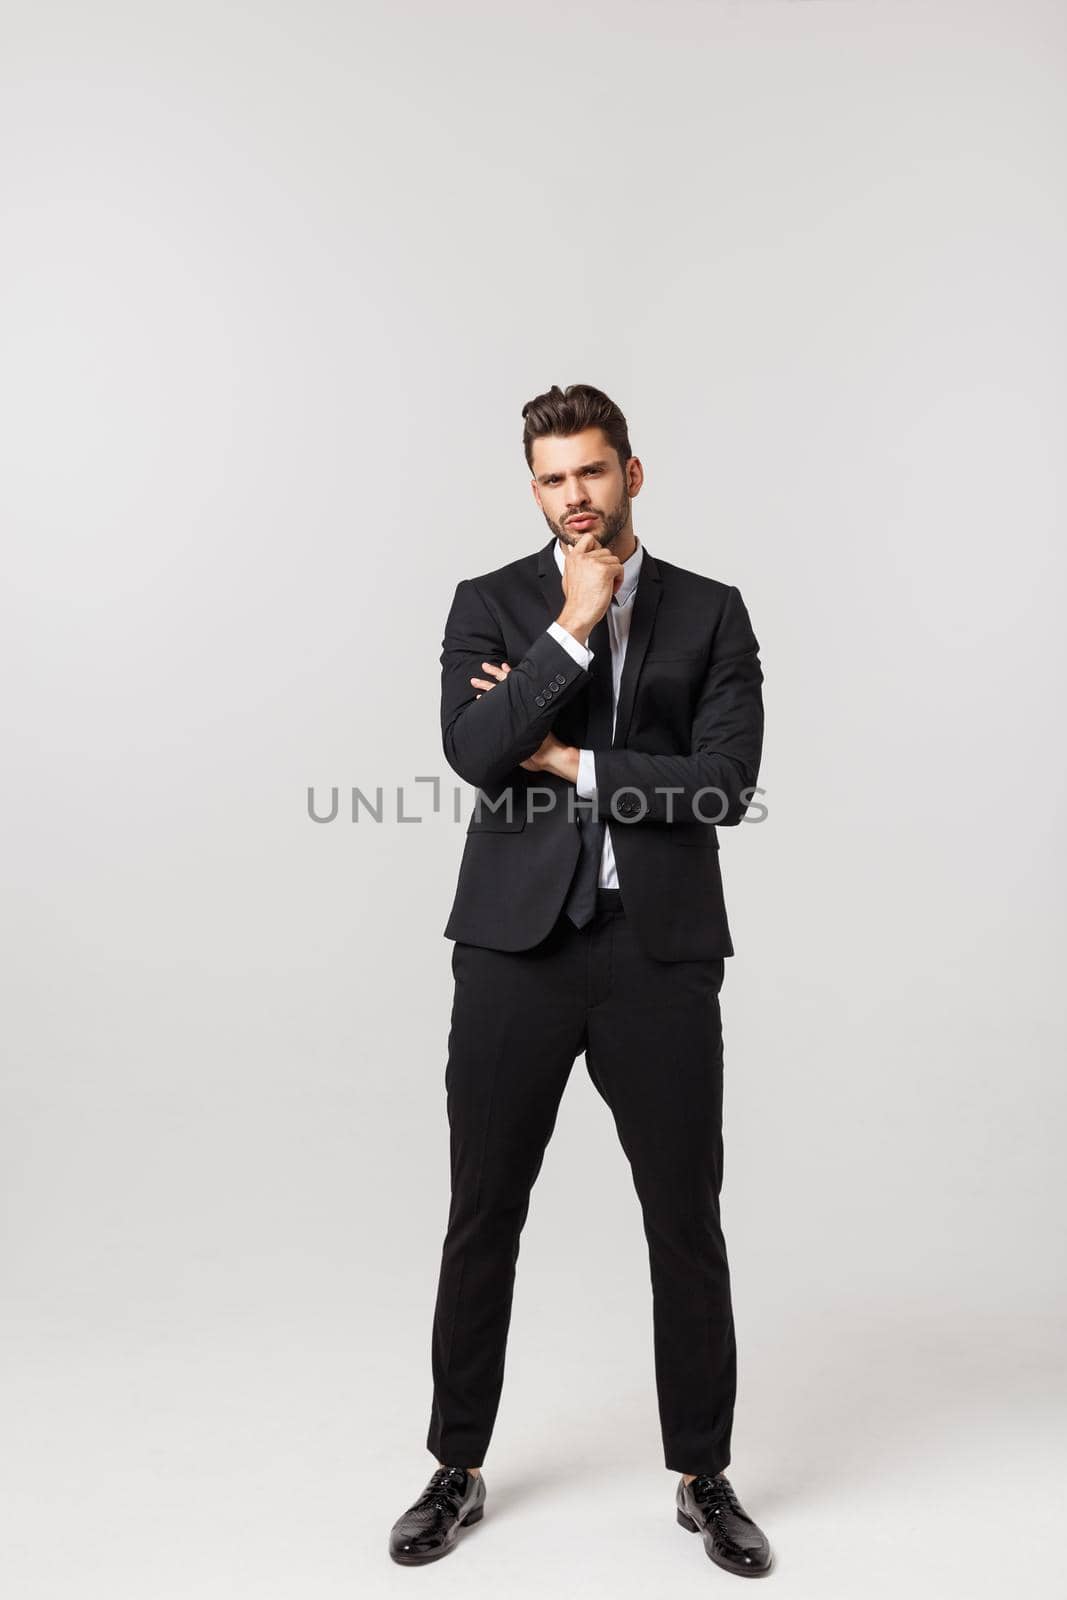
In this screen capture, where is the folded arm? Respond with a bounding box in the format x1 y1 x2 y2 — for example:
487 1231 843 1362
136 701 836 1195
439 578 596 789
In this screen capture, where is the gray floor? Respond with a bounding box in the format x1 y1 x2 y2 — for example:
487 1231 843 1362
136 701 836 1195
4 1295 1063 1599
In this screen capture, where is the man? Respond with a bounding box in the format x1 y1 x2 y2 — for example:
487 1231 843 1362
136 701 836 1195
388 384 772 1578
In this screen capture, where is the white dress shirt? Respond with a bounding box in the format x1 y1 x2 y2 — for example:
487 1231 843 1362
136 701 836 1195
544 535 645 889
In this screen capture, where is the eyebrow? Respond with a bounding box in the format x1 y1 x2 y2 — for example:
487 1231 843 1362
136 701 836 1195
534 459 610 485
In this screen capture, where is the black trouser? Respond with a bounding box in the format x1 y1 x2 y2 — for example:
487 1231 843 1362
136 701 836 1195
426 888 736 1476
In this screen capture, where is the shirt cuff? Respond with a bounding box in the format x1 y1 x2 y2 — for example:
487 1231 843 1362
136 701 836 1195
576 747 597 800
546 620 593 670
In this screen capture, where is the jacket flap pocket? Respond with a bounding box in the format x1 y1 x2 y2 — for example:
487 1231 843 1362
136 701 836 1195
467 797 527 832
671 821 720 846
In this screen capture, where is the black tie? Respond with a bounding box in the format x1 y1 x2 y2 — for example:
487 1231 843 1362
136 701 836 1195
563 602 616 929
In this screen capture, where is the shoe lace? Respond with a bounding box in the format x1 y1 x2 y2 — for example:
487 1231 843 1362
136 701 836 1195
689 1473 741 1517
417 1465 468 1514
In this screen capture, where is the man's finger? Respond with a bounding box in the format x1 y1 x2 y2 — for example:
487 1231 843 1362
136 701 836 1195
471 661 513 694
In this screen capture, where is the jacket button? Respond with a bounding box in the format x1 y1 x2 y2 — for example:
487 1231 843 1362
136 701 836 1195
535 695 545 707
555 673 566 686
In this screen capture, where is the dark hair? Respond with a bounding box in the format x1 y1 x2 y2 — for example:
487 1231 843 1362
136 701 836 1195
521 383 632 473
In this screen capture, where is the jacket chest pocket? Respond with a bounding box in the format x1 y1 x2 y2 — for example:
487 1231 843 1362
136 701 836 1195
644 649 706 665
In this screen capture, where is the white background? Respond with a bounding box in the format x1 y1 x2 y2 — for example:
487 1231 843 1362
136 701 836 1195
2 2 1064 1595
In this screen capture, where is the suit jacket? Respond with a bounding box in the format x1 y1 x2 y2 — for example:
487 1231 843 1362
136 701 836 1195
439 535 764 961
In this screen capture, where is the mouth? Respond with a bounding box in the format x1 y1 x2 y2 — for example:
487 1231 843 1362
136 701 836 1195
566 515 599 529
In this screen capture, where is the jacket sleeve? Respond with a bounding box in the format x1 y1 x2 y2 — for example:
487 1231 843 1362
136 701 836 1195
590 584 764 827
439 577 594 789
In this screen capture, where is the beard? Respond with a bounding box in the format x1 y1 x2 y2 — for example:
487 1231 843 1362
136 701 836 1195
545 488 631 551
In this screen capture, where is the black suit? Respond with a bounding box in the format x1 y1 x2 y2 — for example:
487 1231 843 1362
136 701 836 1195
440 536 763 959
426 535 764 1476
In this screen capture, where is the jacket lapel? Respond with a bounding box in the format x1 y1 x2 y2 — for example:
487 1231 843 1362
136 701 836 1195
611 548 661 749
536 535 566 619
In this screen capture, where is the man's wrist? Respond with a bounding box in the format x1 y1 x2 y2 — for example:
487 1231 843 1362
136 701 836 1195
550 743 581 785
546 619 592 669
554 608 596 647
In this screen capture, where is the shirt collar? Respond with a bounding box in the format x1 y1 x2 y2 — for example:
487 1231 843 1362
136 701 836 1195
553 534 644 606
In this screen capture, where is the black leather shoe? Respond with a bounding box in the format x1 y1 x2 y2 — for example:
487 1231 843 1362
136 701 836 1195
389 1465 486 1565
676 1472 772 1577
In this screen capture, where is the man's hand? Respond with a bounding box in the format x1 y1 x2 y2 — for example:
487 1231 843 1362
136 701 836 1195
470 660 512 698
469 660 579 783
557 531 624 645
519 731 579 783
